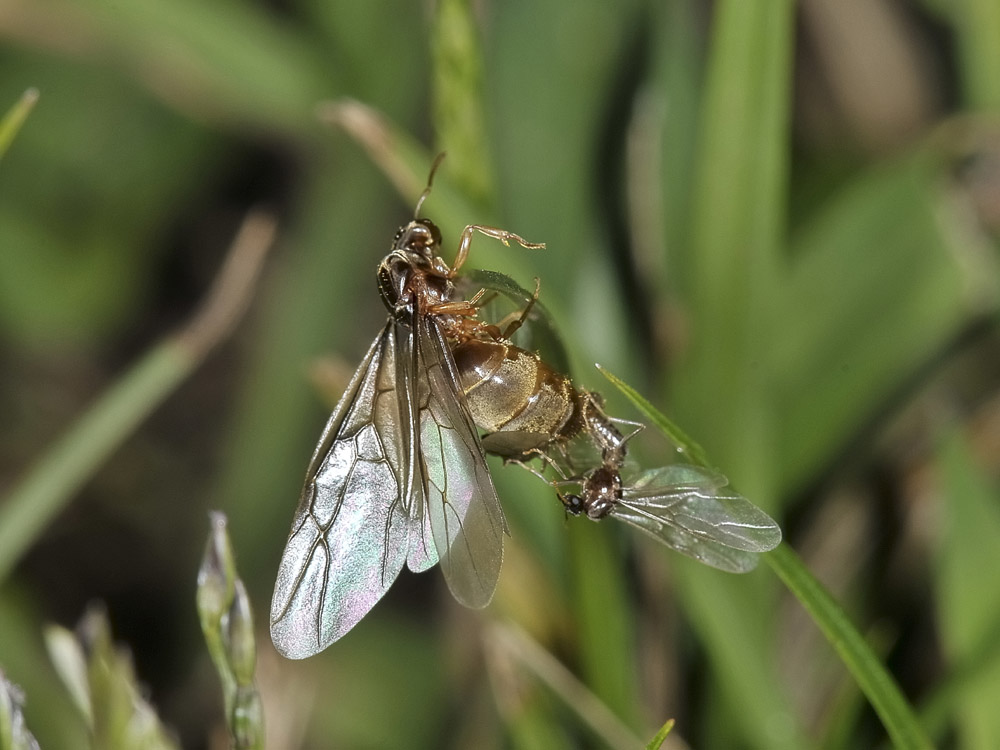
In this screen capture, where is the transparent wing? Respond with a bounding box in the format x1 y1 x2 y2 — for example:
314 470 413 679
627 464 730 493
416 315 505 608
612 464 782 574
270 321 411 658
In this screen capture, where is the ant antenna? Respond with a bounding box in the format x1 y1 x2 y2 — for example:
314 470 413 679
414 152 447 219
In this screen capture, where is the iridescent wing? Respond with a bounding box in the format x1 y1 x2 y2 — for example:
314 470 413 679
415 315 505 607
613 464 782 573
270 321 411 658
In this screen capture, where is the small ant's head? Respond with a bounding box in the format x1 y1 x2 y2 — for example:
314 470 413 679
561 493 585 516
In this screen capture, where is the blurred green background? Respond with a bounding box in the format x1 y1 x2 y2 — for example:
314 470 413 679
2 0 1000 747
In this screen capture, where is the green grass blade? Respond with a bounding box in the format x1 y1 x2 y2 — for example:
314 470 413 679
645 718 675 750
430 0 495 207
596 365 711 469
0 89 38 161
925 432 1000 747
672 0 794 494
325 100 547 290
600 367 805 748
774 154 999 490
565 524 641 730
937 0 1000 109
487 624 646 750
600 365 933 749
0 213 275 584
766 545 933 750
0 344 191 584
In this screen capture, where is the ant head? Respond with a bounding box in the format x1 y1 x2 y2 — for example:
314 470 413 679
389 154 447 262
561 493 585 516
392 218 442 259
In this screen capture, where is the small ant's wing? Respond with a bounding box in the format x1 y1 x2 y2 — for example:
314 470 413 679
270 321 411 658
627 464 729 493
416 315 505 608
611 497 763 573
613 465 781 573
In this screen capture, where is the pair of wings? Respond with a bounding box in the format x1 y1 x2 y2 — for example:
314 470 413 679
270 314 504 659
608 464 782 573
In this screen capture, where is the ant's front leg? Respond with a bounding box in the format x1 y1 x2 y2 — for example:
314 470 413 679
450 225 545 277
427 295 505 341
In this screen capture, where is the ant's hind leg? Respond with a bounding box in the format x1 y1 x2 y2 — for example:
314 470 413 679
505 447 570 484
610 416 646 446
497 277 541 340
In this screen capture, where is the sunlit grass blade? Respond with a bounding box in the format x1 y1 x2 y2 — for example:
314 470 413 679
599 364 934 749
597 365 711 469
767 545 933 749
645 718 675 750
43 627 91 723
599 363 802 747
430 0 495 207
0 212 276 584
0 88 38 161
318 99 444 209
671 0 794 499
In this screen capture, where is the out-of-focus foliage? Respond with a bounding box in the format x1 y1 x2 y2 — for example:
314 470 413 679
45 609 179 749
1 0 1000 747
0 669 39 750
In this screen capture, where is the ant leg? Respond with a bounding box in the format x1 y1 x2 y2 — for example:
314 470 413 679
498 277 541 339
451 224 545 276
429 286 492 314
503 457 552 486
504 447 571 484
504 447 592 517
609 416 646 445
468 288 498 309
428 294 507 342
427 299 481 317
466 277 541 341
